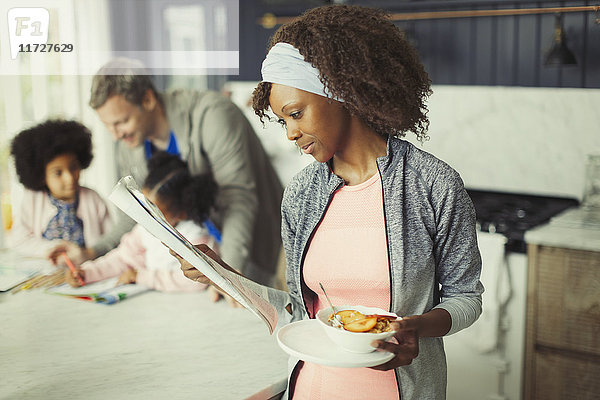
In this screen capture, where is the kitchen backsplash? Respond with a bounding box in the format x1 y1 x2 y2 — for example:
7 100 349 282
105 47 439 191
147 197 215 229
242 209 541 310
226 82 600 200
406 86 600 200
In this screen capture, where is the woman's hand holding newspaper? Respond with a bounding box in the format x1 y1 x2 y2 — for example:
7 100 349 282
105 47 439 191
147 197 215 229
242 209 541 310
170 244 242 308
169 244 213 284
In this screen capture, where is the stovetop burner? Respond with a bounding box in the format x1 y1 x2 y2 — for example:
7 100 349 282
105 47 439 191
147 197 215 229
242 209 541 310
466 189 579 253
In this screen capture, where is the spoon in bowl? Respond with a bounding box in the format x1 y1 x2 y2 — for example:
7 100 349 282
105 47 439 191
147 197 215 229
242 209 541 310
319 282 344 328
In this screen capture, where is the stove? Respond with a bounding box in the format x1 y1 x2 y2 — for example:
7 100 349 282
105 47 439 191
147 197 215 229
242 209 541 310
466 189 579 253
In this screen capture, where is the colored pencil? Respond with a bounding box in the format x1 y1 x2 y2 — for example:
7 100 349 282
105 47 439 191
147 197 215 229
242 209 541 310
62 253 85 286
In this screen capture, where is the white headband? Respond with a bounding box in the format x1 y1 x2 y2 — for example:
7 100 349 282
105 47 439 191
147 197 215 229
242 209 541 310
261 42 343 102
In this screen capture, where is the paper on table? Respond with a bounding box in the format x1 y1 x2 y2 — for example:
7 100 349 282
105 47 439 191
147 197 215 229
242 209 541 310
0 268 37 291
46 277 151 304
108 176 278 333
0 249 55 291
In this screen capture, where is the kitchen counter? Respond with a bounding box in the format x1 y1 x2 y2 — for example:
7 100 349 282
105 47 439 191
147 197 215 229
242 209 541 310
524 207 600 399
525 207 600 252
0 288 288 400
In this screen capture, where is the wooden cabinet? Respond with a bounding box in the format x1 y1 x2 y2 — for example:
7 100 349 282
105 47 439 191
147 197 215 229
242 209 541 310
525 245 600 399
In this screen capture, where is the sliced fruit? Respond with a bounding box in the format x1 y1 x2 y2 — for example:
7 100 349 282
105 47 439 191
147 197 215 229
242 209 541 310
334 310 365 325
343 316 378 332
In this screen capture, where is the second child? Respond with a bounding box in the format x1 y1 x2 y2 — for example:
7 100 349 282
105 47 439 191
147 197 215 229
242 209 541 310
65 152 218 292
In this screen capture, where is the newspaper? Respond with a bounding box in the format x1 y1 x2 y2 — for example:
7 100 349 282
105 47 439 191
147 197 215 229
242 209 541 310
108 176 278 333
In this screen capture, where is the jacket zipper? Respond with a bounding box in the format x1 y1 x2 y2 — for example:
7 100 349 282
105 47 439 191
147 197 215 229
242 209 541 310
376 163 394 313
377 161 402 399
298 180 344 318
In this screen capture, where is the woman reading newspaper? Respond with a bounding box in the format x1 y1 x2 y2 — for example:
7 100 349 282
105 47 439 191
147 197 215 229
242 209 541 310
172 5 482 400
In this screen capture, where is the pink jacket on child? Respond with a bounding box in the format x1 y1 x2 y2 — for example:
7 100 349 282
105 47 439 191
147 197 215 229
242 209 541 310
9 187 111 257
81 220 214 292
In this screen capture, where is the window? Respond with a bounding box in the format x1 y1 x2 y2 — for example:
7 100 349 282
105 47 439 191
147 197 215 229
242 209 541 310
0 0 112 234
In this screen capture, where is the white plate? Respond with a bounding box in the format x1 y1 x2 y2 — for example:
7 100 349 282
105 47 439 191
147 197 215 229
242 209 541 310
276 319 395 368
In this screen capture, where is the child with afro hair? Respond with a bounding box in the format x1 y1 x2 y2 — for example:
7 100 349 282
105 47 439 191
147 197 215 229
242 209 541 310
9 119 111 261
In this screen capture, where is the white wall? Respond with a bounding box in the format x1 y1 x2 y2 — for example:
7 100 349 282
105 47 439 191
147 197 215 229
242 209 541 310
406 86 600 200
224 81 312 187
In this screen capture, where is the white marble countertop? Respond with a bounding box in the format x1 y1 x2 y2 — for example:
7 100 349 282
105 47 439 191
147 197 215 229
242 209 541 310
525 207 600 252
0 288 288 400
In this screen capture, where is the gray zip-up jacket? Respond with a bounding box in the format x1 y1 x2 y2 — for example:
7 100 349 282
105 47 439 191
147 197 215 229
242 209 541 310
93 89 283 286
267 136 483 399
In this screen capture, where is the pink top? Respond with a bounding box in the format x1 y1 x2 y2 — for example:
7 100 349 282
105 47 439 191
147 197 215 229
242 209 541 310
295 173 399 400
81 220 214 292
9 187 112 257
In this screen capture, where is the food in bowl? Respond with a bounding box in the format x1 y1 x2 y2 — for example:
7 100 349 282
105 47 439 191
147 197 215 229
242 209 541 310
328 309 395 333
316 306 399 353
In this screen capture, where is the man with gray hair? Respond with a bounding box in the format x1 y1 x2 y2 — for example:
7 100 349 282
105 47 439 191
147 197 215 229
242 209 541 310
59 59 283 287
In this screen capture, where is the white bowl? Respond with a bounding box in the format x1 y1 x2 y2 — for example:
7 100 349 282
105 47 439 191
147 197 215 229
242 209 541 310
316 305 399 353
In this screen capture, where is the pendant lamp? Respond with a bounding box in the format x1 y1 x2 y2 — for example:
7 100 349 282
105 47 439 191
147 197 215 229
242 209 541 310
544 13 577 66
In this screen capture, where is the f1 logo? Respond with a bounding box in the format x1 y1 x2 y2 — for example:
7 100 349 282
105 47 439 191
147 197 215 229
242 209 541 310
7 8 49 60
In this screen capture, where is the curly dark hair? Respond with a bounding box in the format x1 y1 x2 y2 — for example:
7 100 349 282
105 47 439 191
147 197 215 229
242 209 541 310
143 151 218 227
10 119 93 191
252 5 432 141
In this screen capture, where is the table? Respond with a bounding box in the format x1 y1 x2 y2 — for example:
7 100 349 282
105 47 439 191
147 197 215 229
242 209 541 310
0 288 288 400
